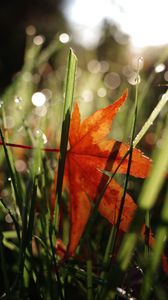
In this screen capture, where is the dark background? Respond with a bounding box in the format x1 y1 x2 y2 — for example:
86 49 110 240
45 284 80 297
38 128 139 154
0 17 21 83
0 0 66 91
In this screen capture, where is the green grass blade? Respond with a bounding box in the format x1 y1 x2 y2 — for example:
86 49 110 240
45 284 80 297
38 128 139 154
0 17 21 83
54 48 77 220
35 34 62 67
26 177 38 243
0 198 20 242
133 90 168 147
138 123 168 210
0 129 22 213
87 260 93 300
140 189 168 300
0 231 10 295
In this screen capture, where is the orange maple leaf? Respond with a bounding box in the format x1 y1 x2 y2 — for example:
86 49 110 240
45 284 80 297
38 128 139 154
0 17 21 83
61 90 152 256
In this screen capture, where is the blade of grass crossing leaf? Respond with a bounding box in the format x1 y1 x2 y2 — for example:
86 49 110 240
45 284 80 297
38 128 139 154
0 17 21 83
99 90 168 263
98 92 168 274
99 89 168 182
114 71 140 231
108 118 168 291
54 48 77 224
98 62 141 300
119 119 168 267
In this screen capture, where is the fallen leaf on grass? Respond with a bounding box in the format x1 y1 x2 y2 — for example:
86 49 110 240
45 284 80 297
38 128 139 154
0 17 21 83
60 90 152 255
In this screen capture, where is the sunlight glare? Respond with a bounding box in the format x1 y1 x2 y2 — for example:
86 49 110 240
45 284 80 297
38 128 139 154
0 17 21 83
64 0 168 49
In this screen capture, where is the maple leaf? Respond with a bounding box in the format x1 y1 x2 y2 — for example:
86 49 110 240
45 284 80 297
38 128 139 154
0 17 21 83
61 90 152 256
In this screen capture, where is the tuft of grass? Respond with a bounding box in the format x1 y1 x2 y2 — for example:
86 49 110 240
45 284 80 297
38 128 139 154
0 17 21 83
0 33 168 300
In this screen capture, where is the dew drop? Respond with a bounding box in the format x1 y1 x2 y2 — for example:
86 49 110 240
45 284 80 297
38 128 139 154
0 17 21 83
34 129 47 144
42 133 48 144
35 128 43 138
0 100 4 108
128 72 141 85
116 287 126 295
138 56 144 64
14 96 23 104
138 56 144 69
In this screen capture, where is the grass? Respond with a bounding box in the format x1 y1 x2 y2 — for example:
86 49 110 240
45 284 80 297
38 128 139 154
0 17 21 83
0 32 168 300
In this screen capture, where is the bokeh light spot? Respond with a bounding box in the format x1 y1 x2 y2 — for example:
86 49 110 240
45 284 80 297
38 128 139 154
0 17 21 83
155 64 166 73
26 25 36 36
33 35 45 46
32 92 46 107
59 33 70 43
104 72 121 89
15 160 27 173
81 89 94 102
87 60 100 73
97 87 107 97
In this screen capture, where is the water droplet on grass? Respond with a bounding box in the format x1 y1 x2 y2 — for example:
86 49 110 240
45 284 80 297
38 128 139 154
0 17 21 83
0 100 4 108
138 56 144 69
34 129 48 144
35 129 43 138
14 96 23 104
128 73 141 85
